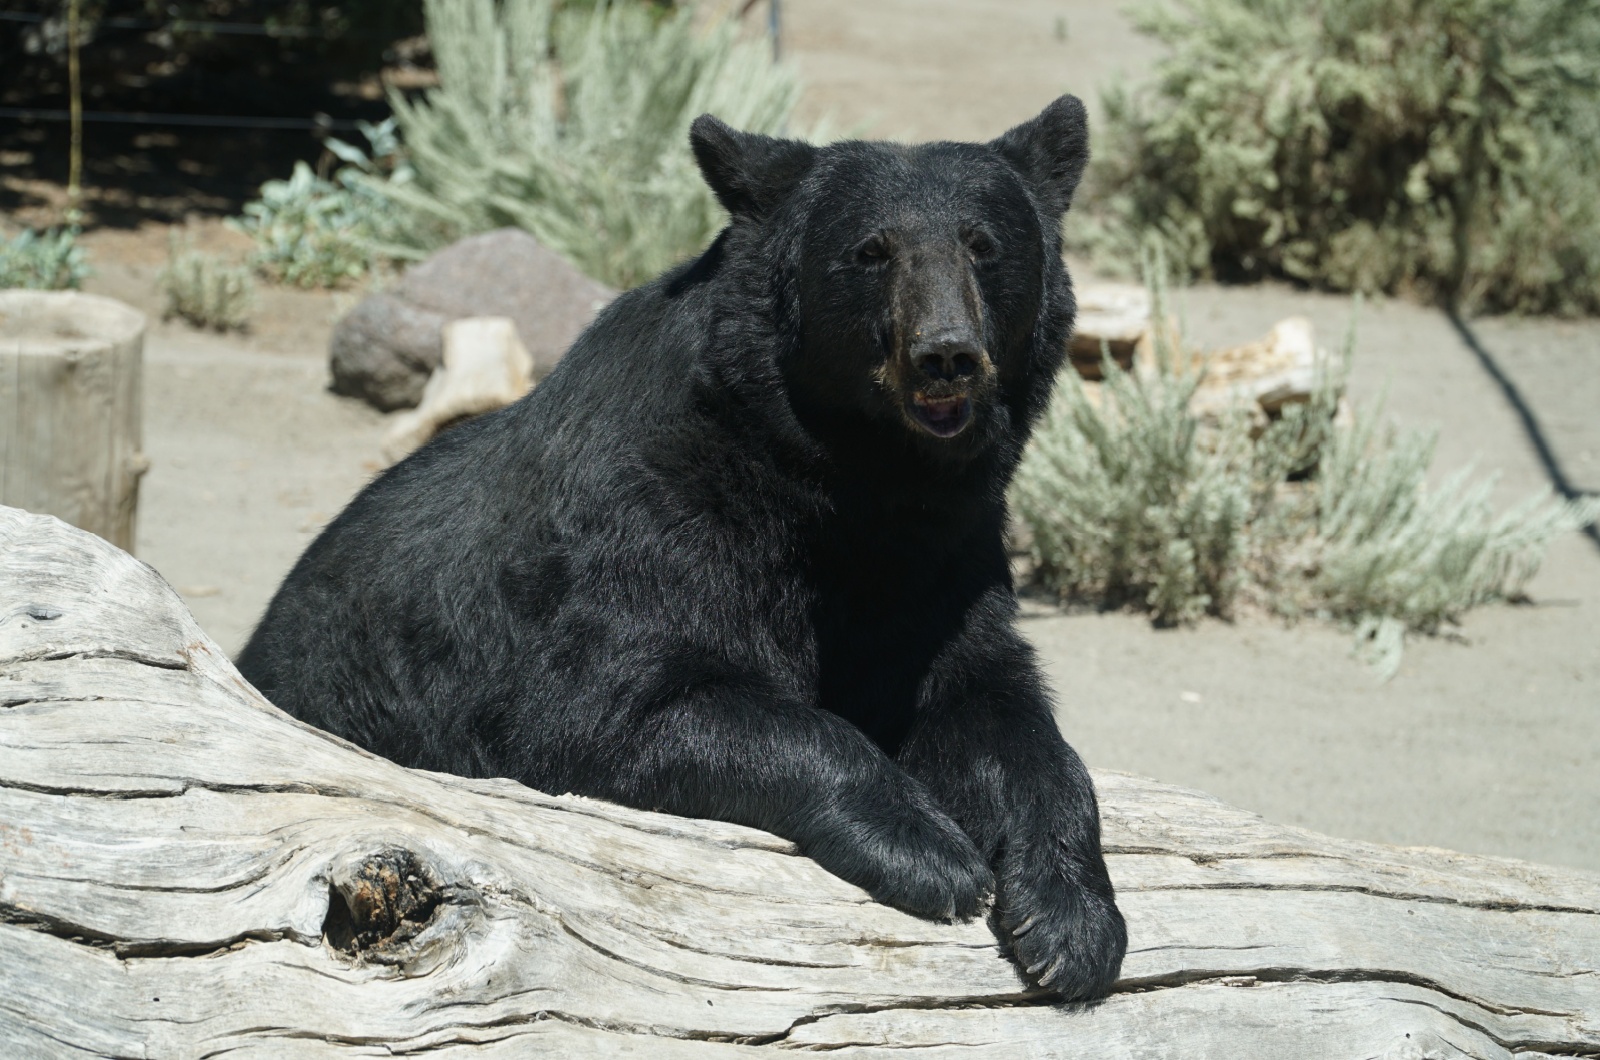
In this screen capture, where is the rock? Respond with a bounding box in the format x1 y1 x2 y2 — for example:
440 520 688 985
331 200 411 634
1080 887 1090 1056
392 229 616 376
381 317 535 464
330 229 615 411
329 294 448 412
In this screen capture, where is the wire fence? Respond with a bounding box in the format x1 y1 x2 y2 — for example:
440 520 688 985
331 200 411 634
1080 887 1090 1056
0 106 365 131
0 9 384 39
0 3 785 139
2 6 393 135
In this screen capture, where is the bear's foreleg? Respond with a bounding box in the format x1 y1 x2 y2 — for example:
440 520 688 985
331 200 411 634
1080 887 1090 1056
896 590 1127 1001
590 665 994 920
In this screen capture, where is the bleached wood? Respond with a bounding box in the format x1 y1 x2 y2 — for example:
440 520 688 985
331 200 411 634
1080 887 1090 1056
0 292 148 553
1 503 1596 1059
1186 315 1320 418
381 316 535 463
1069 282 1150 379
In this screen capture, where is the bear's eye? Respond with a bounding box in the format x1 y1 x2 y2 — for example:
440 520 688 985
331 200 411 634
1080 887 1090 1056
854 234 890 266
966 230 997 260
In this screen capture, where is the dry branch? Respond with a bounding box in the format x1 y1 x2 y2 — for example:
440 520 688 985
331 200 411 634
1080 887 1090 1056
1 503 1597 1058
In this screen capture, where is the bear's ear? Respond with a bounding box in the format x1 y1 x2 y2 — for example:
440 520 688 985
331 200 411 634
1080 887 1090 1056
690 114 817 221
989 95 1090 217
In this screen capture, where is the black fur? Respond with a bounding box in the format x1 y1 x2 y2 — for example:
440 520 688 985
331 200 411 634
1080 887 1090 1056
239 95 1127 1000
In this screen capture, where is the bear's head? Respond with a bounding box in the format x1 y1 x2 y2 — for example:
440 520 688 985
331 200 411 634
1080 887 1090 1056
690 96 1089 466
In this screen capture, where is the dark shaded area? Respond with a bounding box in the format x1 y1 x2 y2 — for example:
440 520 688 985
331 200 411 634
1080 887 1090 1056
1 1 425 227
1447 309 1600 552
0 116 367 227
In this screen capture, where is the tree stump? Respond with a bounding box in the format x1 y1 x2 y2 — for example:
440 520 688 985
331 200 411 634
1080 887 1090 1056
1 503 1597 1058
0 291 148 553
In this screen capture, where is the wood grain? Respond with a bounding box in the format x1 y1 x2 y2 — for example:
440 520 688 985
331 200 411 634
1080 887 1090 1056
1 503 1596 1058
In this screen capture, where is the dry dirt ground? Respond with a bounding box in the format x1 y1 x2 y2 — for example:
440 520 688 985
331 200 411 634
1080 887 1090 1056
52 0 1600 872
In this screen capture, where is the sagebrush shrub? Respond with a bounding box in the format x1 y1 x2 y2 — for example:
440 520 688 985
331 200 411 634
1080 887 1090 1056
233 120 403 288
160 237 255 332
0 227 89 290
1074 0 1600 315
1298 408 1599 673
366 0 806 289
1012 289 1600 675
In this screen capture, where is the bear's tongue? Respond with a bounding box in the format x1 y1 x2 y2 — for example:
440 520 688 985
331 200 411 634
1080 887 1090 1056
912 393 970 437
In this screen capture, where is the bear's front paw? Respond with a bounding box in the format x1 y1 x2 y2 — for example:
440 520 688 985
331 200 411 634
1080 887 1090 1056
1001 852 1127 1002
811 802 994 921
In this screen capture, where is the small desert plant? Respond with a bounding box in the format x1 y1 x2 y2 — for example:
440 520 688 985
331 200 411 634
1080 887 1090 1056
1296 409 1600 673
0 226 89 290
160 237 255 331
1074 0 1600 315
1012 312 1336 627
1013 287 1600 675
364 0 806 289
233 120 404 289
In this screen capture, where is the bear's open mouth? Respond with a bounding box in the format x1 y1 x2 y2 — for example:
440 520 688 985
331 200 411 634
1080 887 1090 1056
910 392 972 438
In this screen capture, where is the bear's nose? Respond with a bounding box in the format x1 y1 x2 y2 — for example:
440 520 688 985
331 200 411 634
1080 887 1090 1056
913 335 984 382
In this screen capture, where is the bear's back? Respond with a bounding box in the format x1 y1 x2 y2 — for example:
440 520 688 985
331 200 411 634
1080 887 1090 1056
236 272 730 768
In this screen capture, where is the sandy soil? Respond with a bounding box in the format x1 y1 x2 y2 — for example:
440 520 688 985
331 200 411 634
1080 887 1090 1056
50 0 1600 872
784 0 1165 139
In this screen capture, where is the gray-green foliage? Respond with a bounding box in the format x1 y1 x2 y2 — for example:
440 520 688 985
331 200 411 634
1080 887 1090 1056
1012 297 1600 676
1304 411 1599 674
1012 310 1332 627
1075 0 1600 315
367 0 804 289
160 237 255 332
233 120 404 289
0 227 89 290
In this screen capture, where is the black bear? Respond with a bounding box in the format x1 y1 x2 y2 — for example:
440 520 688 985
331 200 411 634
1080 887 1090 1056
238 95 1127 1000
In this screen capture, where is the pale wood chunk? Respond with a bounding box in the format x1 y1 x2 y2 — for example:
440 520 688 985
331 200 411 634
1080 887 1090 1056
1186 315 1320 418
381 316 535 462
1070 282 1151 378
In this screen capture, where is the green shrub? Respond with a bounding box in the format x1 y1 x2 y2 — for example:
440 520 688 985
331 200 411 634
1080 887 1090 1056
160 237 255 332
0 227 89 290
1075 0 1600 315
233 120 404 289
365 0 806 289
1012 290 1600 676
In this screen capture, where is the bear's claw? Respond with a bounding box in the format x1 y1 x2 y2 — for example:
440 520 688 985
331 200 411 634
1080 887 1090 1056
1001 849 1127 1001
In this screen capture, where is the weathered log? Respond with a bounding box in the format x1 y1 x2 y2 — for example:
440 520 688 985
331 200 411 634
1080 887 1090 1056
1 503 1597 1058
0 292 148 553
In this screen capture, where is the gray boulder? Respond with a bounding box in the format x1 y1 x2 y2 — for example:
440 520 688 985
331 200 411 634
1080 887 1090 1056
329 295 448 412
330 229 616 411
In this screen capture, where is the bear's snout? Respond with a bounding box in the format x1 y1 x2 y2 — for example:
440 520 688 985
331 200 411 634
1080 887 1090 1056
887 243 995 441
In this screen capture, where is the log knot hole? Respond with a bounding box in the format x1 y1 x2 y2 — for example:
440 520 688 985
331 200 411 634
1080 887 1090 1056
323 849 444 959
